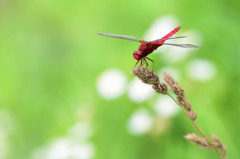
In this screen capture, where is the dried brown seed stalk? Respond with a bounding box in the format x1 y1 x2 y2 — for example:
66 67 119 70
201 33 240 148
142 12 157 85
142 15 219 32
131 66 227 159
162 72 184 97
162 72 197 121
132 67 159 85
131 67 168 94
185 133 210 149
211 134 227 156
188 110 197 121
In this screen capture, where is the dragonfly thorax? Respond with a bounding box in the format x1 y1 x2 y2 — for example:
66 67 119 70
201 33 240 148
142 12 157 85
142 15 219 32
133 50 143 60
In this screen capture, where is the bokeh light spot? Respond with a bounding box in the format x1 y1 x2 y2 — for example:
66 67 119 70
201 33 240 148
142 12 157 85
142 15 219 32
97 69 127 99
127 78 154 103
154 96 180 118
127 109 153 135
186 59 217 81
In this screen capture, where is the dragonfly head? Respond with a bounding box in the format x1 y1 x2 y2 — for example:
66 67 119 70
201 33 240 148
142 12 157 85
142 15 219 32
133 50 143 60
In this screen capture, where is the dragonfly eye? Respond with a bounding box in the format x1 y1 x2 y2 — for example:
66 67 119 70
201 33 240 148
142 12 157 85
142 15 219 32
133 51 143 60
133 55 140 60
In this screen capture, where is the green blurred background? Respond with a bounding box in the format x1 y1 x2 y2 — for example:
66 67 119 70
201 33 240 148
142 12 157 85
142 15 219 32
0 0 239 159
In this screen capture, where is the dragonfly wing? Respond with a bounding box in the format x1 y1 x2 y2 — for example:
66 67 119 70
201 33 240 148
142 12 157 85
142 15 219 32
149 36 187 43
97 32 143 42
162 43 199 48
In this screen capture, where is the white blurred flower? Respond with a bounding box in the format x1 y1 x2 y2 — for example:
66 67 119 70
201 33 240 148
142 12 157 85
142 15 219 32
186 59 217 81
32 139 95 159
31 119 95 159
158 67 181 81
97 69 127 99
127 109 153 135
127 78 154 103
46 139 94 159
154 96 180 118
46 139 72 159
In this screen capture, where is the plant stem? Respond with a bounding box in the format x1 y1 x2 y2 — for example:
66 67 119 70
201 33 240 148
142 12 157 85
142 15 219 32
166 93 225 159
191 120 225 159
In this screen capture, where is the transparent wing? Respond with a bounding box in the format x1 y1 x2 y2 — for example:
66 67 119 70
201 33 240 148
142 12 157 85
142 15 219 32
149 36 187 43
97 32 143 42
160 43 199 48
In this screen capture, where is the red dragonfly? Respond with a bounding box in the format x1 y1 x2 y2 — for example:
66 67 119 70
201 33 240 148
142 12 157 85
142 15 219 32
97 26 198 69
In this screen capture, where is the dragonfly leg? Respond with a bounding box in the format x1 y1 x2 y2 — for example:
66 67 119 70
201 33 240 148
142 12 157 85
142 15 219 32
140 58 146 67
140 59 143 67
146 57 154 71
134 60 140 68
143 58 148 68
